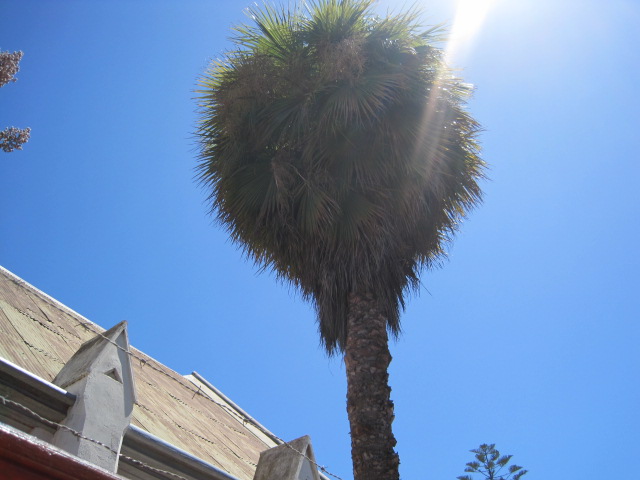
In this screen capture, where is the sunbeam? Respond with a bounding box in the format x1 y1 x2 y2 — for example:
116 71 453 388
446 0 498 62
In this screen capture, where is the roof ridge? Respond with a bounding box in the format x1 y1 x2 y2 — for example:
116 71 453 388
0 266 178 380
0 266 104 333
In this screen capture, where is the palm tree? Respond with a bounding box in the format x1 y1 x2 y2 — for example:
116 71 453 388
195 1 485 478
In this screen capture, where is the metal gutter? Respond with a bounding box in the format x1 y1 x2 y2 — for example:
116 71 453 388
0 355 76 433
122 425 241 480
0 356 74 400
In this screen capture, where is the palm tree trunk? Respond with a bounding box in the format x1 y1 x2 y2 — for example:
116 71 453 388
345 292 400 480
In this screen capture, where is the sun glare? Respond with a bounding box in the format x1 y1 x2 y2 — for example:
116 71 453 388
445 0 498 62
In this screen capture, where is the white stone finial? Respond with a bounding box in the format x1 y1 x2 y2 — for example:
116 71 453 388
50 321 136 472
253 435 321 480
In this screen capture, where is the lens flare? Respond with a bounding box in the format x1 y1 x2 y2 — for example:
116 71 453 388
446 0 498 62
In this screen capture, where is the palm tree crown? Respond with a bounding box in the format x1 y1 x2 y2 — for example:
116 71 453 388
196 0 485 354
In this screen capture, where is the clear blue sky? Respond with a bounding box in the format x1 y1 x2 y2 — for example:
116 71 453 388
1 1 639 478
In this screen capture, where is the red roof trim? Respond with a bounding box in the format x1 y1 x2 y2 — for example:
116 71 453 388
0 425 122 480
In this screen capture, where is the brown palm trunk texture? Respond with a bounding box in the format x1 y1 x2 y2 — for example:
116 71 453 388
345 292 400 480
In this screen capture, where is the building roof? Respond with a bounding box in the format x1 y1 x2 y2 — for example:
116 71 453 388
0 266 280 480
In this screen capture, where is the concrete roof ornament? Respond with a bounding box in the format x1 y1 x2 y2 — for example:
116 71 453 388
253 435 321 480
50 321 136 473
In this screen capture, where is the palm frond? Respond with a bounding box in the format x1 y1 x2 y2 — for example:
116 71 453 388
195 0 485 353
